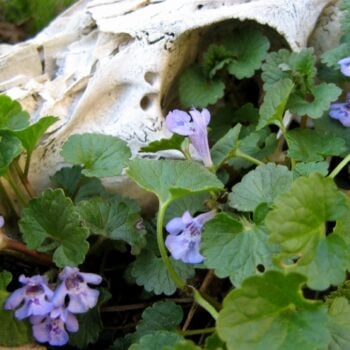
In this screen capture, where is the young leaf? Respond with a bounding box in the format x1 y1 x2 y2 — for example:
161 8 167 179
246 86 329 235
287 83 341 119
12 116 58 153
78 196 146 254
0 271 32 346
286 128 347 162
223 27 270 79
229 164 293 212
130 250 194 295
178 66 225 108
202 45 233 78
202 213 279 286
127 158 223 204
135 301 183 338
129 331 184 350
293 161 329 177
0 95 30 131
19 188 89 267
61 133 131 177
266 174 349 290
217 271 330 350
139 134 185 153
211 124 241 167
257 79 294 129
228 128 277 169
0 131 22 175
50 166 107 203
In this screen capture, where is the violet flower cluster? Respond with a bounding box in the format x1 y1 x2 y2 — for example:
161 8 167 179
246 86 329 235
165 108 214 168
4 267 102 346
165 210 215 264
329 57 350 127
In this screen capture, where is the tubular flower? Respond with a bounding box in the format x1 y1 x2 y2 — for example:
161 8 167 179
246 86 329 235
165 108 213 167
30 306 79 346
329 92 350 127
338 57 350 77
52 267 102 313
4 275 54 320
165 210 216 264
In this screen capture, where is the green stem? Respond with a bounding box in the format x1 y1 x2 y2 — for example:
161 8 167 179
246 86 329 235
0 178 18 218
24 152 32 178
235 150 264 166
157 201 186 290
328 154 350 179
178 327 216 337
4 172 28 206
13 161 34 198
191 286 219 320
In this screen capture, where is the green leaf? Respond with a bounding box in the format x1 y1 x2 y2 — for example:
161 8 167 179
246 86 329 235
130 250 194 295
262 49 316 91
229 164 293 212
129 331 184 350
223 27 270 79
0 131 22 175
60 133 131 177
69 289 111 349
204 332 226 350
12 116 58 153
140 134 185 153
127 158 223 204
266 174 349 290
50 166 107 203
0 95 30 131
211 124 241 167
287 83 341 119
321 43 350 69
293 161 329 177
19 188 89 267
286 128 347 162
327 297 350 350
202 45 233 78
164 192 209 224
217 271 330 350
257 79 294 129
78 196 146 254
315 113 350 153
202 213 279 286
135 301 183 338
164 340 202 350
0 271 32 346
228 128 277 169
178 66 225 108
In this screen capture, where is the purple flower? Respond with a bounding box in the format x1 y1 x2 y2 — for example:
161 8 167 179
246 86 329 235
338 57 350 77
165 108 213 168
4 275 54 320
30 306 78 346
165 210 216 264
329 92 350 127
52 267 102 313
0 216 4 228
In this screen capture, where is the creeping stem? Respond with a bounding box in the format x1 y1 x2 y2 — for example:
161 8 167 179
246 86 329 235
157 200 186 290
329 153 350 179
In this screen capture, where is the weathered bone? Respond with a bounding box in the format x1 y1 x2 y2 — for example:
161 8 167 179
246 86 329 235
0 0 340 205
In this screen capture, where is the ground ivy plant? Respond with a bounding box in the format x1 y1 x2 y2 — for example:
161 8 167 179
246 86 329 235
2 2 350 349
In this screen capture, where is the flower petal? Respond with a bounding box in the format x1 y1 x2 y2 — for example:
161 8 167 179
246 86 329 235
65 312 79 333
165 110 194 136
32 321 50 344
79 272 102 285
338 57 350 77
166 217 186 235
4 287 25 310
51 282 68 308
165 233 191 261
